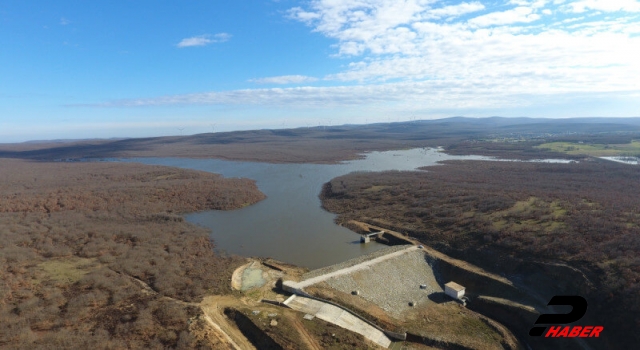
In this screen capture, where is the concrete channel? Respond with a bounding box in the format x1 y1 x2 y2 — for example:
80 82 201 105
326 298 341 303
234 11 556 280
284 295 392 348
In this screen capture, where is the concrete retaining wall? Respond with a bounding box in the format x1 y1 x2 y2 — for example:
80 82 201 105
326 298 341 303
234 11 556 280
260 299 290 308
384 330 407 341
283 290 407 341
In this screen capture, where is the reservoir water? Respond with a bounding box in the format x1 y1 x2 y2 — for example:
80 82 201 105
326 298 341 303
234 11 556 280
121 149 489 269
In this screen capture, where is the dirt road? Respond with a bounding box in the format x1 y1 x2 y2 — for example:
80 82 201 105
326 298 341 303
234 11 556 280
200 295 258 350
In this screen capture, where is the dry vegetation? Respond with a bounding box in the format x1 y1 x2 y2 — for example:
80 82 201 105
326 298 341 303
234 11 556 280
3 118 640 349
0 159 265 348
9 118 637 164
321 159 640 349
0 128 442 164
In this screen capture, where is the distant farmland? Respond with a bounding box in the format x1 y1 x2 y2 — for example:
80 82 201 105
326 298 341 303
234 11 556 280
536 140 640 156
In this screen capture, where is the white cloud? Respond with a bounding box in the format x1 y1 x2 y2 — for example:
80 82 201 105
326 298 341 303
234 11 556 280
88 65 640 111
88 1 640 116
285 1 640 91
288 0 433 56
425 2 486 19
561 15 585 22
510 0 550 8
60 17 70 25
467 6 540 27
568 0 640 13
82 82 542 109
176 33 231 48
250 75 319 84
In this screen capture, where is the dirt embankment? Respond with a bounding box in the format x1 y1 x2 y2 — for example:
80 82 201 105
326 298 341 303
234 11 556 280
223 308 284 349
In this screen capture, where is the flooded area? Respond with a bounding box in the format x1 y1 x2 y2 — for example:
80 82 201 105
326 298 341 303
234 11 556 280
600 156 640 165
240 265 267 291
120 149 491 268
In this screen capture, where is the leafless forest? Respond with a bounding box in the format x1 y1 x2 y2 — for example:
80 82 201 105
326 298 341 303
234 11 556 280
2 118 640 349
0 159 264 348
3 117 638 164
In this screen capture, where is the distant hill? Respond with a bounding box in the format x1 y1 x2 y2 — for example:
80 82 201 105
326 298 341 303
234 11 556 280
1 117 640 163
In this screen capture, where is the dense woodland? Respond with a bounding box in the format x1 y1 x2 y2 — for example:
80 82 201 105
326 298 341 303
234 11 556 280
321 159 640 348
0 159 265 348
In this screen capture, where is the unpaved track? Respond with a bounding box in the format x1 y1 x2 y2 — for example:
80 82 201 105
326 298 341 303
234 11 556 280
202 314 242 350
116 270 253 349
119 271 200 306
201 295 258 350
286 313 322 350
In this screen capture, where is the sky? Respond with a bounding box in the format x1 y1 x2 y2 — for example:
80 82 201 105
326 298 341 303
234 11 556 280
1 0 640 142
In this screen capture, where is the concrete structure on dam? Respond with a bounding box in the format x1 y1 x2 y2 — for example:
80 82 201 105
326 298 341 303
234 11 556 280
360 230 384 243
280 245 441 347
445 281 466 300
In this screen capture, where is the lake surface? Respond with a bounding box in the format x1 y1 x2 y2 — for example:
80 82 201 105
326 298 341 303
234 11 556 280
119 149 490 269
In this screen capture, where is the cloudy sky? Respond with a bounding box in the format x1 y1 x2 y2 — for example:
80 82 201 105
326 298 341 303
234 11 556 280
1 0 639 142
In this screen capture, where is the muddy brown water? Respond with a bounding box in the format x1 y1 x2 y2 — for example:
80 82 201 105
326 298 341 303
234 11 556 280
119 149 490 269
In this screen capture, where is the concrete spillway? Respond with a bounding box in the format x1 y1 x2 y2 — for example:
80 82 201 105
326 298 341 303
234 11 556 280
284 295 392 348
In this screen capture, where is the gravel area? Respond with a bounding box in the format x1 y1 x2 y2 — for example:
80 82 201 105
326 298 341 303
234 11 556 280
325 249 442 318
302 244 412 280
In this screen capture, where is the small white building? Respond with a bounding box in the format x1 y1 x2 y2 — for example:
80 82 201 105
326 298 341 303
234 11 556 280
444 281 465 299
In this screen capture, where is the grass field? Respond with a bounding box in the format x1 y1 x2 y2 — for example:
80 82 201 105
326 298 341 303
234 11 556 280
37 257 97 285
535 141 640 156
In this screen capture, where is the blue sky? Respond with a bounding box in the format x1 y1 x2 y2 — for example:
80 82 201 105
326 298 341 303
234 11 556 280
1 0 640 142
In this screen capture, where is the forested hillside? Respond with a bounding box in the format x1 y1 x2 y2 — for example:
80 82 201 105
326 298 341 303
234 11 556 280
321 159 640 348
0 160 264 348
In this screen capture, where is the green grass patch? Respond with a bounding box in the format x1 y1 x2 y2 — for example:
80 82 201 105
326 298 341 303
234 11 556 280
488 197 538 219
484 198 567 233
491 219 507 231
462 211 476 219
363 185 390 193
544 221 565 232
550 201 567 218
37 257 96 285
536 141 640 156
